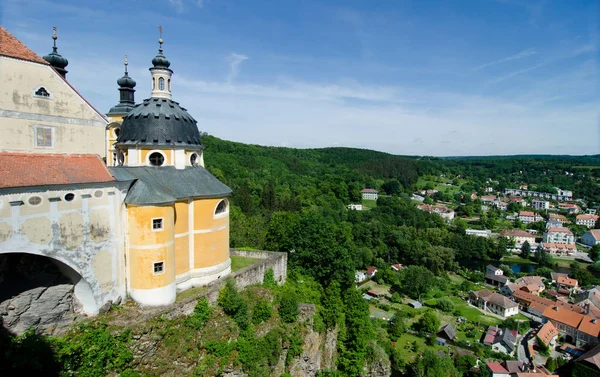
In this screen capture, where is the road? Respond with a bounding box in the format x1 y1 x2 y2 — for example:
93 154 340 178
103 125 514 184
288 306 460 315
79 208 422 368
518 328 533 365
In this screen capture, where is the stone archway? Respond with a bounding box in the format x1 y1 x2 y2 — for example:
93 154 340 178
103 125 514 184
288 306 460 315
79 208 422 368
0 252 97 335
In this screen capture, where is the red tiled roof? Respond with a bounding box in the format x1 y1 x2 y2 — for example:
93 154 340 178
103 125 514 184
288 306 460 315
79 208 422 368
557 276 578 287
361 188 377 193
547 227 573 235
0 26 48 64
366 266 377 275
486 361 508 374
588 229 600 241
0 153 114 188
537 321 559 346
577 214 599 221
520 211 535 216
543 306 584 329
578 316 600 337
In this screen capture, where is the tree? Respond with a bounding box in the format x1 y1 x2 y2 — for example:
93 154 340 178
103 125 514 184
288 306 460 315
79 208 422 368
454 355 477 375
589 244 600 262
436 298 454 312
278 294 299 323
410 349 460 377
521 241 531 259
416 311 440 334
321 282 343 329
397 266 434 302
388 315 406 340
496 237 509 258
545 357 557 373
382 179 402 195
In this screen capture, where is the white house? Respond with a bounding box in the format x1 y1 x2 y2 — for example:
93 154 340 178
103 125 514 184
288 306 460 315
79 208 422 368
361 188 378 200
519 211 543 224
577 214 599 229
543 227 575 244
532 199 550 210
347 204 364 211
501 229 536 247
466 229 492 237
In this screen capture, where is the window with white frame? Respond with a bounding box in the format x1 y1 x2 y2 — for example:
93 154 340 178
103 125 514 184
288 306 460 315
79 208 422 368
159 77 165 90
153 261 164 274
214 199 229 218
33 86 51 98
152 218 164 231
34 126 54 148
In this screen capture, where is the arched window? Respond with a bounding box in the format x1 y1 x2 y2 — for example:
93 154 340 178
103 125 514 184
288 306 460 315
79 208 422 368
114 128 120 137
34 87 51 98
168 79 171 91
149 151 165 166
152 78 156 90
215 199 228 217
159 77 165 90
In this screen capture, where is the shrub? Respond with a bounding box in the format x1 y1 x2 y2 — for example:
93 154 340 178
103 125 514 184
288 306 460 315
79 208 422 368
263 268 277 288
184 297 211 329
218 279 250 330
537 336 550 356
436 298 454 312
252 299 273 325
278 294 299 323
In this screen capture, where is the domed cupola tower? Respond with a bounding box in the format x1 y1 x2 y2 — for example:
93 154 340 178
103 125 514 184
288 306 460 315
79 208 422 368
150 27 172 100
109 27 232 307
43 26 68 78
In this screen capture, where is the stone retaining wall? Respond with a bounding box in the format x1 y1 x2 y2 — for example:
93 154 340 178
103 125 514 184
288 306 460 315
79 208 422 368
164 250 287 319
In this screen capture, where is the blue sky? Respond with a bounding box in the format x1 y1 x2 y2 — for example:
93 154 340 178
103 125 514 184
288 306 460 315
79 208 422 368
3 0 599 156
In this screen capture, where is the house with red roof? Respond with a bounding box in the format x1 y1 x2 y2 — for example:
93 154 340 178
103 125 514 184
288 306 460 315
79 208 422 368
360 188 378 200
577 214 599 228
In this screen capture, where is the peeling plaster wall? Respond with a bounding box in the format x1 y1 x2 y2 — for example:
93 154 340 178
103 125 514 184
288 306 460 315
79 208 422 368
0 57 106 155
0 185 127 314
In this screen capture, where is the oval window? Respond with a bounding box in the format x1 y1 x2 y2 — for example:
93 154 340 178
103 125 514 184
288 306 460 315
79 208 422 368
149 152 165 166
64 193 75 202
28 196 42 206
94 190 103 198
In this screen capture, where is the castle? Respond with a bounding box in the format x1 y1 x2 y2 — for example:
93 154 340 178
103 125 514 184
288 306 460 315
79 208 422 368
0 26 232 318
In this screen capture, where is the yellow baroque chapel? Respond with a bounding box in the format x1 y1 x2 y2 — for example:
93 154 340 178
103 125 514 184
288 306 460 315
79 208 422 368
105 36 233 306
0 26 231 313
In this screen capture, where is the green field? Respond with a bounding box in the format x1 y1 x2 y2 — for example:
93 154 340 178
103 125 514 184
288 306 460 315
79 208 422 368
395 333 446 362
230 255 260 272
362 199 377 208
425 297 501 326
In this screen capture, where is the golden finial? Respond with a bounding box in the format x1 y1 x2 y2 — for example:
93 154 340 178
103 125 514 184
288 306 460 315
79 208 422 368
124 54 128 73
52 26 57 48
158 26 163 47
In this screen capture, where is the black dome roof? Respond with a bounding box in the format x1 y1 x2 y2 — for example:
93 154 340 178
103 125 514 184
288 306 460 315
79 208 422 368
116 98 202 149
117 72 136 88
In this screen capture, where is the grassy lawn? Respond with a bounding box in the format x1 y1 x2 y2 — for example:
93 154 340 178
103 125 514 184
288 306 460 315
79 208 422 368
369 303 394 321
361 280 391 296
448 273 467 284
395 333 446 363
427 297 501 326
554 257 591 268
501 256 537 265
362 199 377 208
230 255 260 272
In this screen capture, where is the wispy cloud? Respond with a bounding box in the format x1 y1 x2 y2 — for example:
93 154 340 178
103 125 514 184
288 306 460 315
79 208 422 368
474 48 537 70
167 0 204 13
226 53 249 82
168 0 184 13
486 43 596 84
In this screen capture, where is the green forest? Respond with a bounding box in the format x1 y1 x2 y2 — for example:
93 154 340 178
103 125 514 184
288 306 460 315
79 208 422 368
3 135 600 376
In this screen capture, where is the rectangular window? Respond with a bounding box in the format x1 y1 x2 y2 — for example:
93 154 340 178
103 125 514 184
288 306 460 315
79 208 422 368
34 126 54 148
152 218 164 231
153 262 164 274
